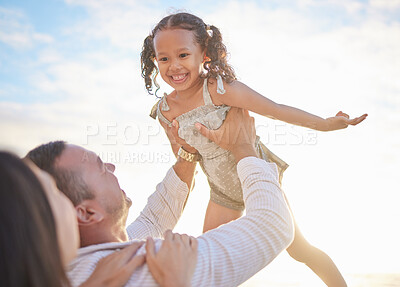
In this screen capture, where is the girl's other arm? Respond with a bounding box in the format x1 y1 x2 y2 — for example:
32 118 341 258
211 80 367 131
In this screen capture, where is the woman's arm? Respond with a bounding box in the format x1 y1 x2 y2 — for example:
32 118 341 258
209 80 367 131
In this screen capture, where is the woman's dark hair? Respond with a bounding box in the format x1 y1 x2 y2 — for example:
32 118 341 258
0 151 70 287
141 12 236 96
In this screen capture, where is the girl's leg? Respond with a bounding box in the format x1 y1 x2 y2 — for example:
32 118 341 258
203 200 242 233
286 221 347 287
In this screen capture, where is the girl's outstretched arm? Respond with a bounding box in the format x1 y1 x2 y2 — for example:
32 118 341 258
209 80 367 131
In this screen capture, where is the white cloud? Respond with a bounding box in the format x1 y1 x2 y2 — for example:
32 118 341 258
29 54 150 113
298 0 365 14
36 48 63 64
32 32 53 43
0 30 32 48
0 7 53 49
64 0 164 50
370 0 400 10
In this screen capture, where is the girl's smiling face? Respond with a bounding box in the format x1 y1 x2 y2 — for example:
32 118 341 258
153 28 205 92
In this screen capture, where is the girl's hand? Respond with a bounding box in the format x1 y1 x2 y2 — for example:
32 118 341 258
146 230 198 287
80 242 145 287
324 111 368 131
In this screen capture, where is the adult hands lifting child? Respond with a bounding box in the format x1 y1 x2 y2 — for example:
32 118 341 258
160 119 198 155
195 108 258 162
164 107 258 162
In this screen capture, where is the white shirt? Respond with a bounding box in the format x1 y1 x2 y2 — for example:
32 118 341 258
68 157 294 287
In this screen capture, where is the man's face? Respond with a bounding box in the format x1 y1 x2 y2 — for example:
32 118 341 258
56 144 131 224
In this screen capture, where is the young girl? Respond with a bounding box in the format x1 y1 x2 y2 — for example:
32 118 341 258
141 12 367 286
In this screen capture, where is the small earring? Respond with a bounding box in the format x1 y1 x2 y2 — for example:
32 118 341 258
206 25 213 37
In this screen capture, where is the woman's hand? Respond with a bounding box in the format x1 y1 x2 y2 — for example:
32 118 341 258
324 111 368 131
80 241 145 287
146 230 198 287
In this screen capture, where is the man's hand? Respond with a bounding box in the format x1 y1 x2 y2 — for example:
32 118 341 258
159 118 197 192
146 230 198 287
195 108 257 162
80 242 145 287
171 120 198 153
160 119 198 155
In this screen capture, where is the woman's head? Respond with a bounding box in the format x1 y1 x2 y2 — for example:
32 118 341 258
141 12 236 96
0 151 78 287
27 159 80 266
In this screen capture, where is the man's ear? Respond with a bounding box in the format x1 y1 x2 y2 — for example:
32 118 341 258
76 201 104 226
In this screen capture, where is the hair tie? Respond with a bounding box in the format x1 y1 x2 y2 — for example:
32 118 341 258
206 25 213 38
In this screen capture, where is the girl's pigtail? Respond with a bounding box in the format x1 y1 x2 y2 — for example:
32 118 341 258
204 25 236 83
141 35 160 97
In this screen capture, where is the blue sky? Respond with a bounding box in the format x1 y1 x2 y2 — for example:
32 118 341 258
1 0 400 284
2 0 398 104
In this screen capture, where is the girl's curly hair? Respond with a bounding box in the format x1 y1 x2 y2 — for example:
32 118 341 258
141 12 236 97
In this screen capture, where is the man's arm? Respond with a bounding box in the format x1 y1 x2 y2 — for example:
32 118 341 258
126 122 197 240
132 108 294 286
127 108 291 286
169 119 198 193
192 157 293 286
68 108 293 287
123 159 293 287
187 108 294 286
